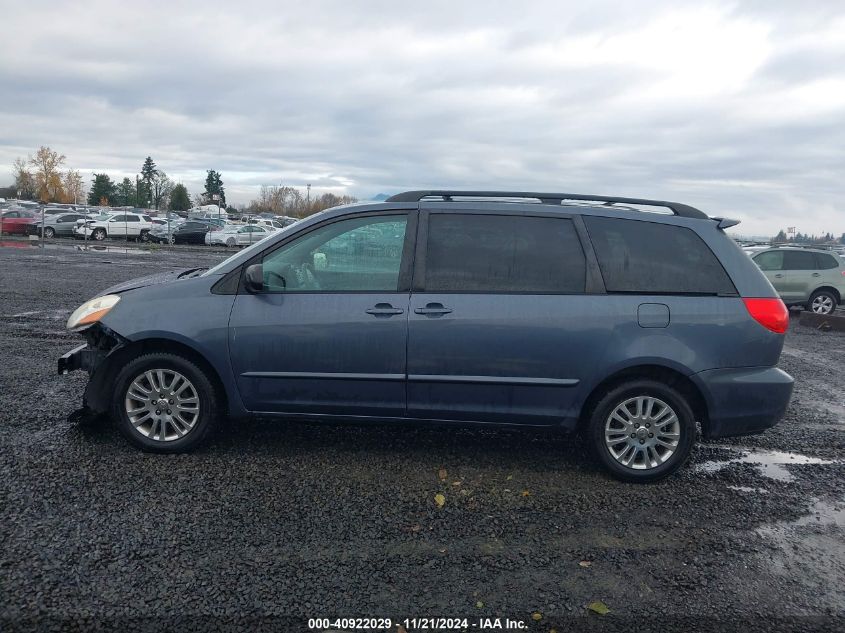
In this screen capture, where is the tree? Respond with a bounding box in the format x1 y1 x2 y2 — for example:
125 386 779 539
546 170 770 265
151 170 174 210
169 184 191 211
88 174 116 206
29 146 66 202
138 156 157 207
773 229 787 242
114 177 137 207
12 158 36 200
203 169 225 206
62 170 85 204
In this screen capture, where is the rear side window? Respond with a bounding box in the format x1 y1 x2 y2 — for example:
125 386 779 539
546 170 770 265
782 251 816 270
815 253 839 270
754 251 783 271
424 214 586 293
584 216 736 295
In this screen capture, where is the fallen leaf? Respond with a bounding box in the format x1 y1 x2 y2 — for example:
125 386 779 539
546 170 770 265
476 601 484 609
452 481 462 486
434 493 446 508
438 548 447 553
410 524 421 533
521 490 531 497
531 612 542 621
397 626 408 633
506 475 513 481
438 468 448 481
587 601 610 615
579 561 592 568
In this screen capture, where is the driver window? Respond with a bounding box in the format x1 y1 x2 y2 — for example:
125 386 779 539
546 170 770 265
260 215 407 292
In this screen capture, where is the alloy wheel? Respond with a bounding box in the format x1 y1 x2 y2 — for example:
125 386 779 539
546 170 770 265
124 369 200 442
811 295 834 314
604 396 681 470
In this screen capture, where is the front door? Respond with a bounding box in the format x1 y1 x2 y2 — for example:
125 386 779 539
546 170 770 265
407 208 594 425
228 212 415 416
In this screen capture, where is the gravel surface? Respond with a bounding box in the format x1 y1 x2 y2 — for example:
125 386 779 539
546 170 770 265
1 243 843 632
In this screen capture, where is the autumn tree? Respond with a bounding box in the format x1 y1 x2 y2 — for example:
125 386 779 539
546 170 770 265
12 158 36 200
61 170 85 204
29 146 66 202
88 174 116 206
169 184 191 211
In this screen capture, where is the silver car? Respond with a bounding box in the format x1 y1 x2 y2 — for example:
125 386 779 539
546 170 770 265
27 212 88 238
205 224 271 247
751 247 845 314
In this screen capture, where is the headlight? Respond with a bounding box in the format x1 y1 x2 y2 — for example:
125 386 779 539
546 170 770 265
66 295 121 330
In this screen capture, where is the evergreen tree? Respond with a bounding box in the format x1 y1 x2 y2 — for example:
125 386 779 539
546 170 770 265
87 174 115 206
773 229 787 242
169 184 191 211
139 157 157 207
203 169 225 206
114 178 137 207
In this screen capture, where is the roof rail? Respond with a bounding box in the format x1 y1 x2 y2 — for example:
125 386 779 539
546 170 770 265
385 190 709 219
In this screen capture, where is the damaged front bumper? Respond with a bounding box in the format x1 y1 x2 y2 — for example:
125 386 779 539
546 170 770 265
58 343 103 375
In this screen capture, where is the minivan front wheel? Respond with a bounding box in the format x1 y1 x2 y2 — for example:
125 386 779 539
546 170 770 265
112 353 219 452
809 290 837 315
589 380 695 482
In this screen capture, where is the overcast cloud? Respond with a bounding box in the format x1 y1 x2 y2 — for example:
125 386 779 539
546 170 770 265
2 0 844 235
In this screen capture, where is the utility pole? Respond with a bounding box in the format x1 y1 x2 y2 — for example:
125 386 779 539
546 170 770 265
306 184 311 218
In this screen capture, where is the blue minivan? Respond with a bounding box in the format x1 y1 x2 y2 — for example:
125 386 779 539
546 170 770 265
59 191 793 481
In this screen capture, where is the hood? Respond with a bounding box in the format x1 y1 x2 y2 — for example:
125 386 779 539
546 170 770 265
97 268 207 296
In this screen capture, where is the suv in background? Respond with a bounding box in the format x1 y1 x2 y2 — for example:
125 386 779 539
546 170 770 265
750 247 845 315
58 190 793 482
74 212 154 241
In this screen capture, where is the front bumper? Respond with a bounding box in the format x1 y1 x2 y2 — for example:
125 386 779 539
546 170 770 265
692 366 794 438
58 343 102 375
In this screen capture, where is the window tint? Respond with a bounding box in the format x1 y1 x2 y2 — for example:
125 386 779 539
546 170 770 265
126 215 140 223
110 215 126 222
424 214 586 293
782 251 816 270
584 216 736 295
754 250 783 271
261 215 407 292
815 253 839 270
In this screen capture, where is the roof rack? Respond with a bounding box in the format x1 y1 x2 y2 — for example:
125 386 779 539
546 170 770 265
385 190 709 219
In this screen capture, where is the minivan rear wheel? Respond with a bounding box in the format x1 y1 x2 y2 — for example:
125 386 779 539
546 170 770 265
112 353 220 453
589 380 695 482
808 289 837 315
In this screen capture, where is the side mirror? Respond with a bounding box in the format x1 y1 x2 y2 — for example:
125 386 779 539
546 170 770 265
244 264 265 293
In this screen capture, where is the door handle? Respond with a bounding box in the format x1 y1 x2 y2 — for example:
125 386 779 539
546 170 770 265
365 303 404 316
414 302 453 316
812 273 821 277
774 274 783 278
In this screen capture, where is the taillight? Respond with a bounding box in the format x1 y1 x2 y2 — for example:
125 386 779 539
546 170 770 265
743 298 789 334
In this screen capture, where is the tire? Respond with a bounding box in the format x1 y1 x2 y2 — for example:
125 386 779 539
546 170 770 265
226 238 236 248
43 226 55 239
111 353 220 453
167 235 175 245
808 289 837 315
588 379 696 483
139 230 150 243
93 228 106 241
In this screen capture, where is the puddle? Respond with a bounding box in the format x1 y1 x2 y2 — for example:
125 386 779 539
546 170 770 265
759 498 845 534
697 447 837 482
0 239 154 254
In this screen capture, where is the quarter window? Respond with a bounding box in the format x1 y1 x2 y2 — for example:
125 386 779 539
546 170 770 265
423 214 586 293
816 253 840 270
584 216 736 295
261 215 407 292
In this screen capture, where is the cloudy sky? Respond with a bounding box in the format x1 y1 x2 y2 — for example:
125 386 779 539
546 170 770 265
2 0 844 236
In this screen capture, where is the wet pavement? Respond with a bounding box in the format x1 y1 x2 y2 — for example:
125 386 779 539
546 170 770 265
0 246 843 632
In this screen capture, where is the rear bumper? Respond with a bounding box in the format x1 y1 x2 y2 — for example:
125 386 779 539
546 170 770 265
692 366 794 438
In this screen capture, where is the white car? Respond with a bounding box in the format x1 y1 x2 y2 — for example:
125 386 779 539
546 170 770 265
205 224 271 247
74 212 155 241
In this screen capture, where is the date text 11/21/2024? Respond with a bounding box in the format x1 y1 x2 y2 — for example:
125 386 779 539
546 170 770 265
307 617 530 630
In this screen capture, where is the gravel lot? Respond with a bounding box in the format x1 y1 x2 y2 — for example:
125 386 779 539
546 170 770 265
1 241 843 632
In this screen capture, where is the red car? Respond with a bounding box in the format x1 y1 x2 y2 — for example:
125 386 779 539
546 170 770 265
0 210 37 235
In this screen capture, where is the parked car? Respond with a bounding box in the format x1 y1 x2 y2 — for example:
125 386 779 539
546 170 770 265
26 212 87 238
205 224 271 247
74 213 154 241
247 218 286 230
59 190 793 482
149 220 214 245
750 246 845 315
0 210 37 235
